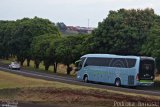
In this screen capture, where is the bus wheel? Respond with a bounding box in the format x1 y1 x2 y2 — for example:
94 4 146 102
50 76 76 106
84 75 88 83
115 78 121 87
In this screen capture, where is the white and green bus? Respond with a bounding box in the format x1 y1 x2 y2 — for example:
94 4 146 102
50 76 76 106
76 54 155 87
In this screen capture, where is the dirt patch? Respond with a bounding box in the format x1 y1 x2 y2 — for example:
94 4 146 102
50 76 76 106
0 87 159 107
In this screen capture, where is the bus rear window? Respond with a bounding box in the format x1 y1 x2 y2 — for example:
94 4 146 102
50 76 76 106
142 64 152 71
139 59 155 80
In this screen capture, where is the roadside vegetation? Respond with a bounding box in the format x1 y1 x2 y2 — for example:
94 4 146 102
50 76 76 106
0 70 159 107
156 75 160 81
155 74 160 90
0 8 160 76
0 58 76 76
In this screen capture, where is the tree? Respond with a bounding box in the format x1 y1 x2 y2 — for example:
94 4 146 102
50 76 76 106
31 34 59 70
9 17 60 65
141 15 160 73
0 21 16 59
56 22 67 32
88 8 155 55
48 38 59 73
54 35 85 75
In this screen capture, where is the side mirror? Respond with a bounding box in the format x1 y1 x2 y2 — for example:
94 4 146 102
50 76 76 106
75 60 81 67
75 63 78 67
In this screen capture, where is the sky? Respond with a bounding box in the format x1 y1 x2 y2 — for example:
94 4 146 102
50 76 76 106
0 0 159 27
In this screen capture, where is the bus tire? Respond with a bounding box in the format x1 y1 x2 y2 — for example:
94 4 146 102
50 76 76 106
84 75 88 83
115 78 121 87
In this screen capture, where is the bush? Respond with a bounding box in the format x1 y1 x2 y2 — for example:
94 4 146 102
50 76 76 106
155 58 160 74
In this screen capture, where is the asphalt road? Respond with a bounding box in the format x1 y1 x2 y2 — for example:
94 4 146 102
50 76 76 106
0 64 160 97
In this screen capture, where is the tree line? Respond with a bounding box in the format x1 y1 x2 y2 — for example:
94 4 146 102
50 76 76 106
0 8 160 74
0 17 88 74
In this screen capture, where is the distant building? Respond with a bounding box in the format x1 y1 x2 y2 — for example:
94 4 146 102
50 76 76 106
66 26 95 34
56 22 95 34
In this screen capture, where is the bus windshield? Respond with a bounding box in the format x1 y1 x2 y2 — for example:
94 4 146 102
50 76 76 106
77 57 86 71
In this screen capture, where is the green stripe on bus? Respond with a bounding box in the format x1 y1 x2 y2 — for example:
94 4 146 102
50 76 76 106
139 80 153 82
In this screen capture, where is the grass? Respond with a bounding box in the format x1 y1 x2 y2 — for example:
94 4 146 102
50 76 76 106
1 59 11 64
0 70 159 97
23 60 74 75
0 70 160 107
0 70 55 89
0 70 83 90
154 74 160 90
155 74 160 81
23 60 54 72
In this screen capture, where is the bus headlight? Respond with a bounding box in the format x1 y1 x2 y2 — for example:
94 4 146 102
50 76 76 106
77 76 80 79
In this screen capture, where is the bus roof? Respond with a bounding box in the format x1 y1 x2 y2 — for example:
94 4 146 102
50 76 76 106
140 56 155 60
81 54 154 59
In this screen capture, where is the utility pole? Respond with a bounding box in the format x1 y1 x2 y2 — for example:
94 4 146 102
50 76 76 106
88 18 90 28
